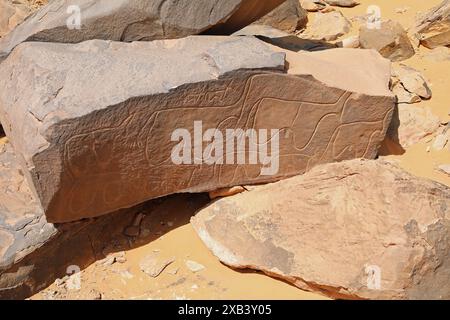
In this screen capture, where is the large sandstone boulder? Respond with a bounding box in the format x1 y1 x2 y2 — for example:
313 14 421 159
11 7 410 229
414 0 450 49
255 0 308 33
0 0 287 60
0 36 394 223
192 159 450 300
0 140 210 299
360 20 415 61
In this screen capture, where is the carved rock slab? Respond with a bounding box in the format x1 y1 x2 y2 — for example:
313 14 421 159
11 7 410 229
191 159 450 300
0 0 287 60
0 141 210 299
0 37 395 223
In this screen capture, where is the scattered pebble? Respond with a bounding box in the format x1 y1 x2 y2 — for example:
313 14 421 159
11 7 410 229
186 260 205 273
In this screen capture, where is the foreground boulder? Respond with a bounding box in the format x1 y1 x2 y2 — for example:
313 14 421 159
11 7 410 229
0 140 210 299
414 0 450 49
0 0 287 60
0 141 133 299
0 37 394 223
192 159 450 300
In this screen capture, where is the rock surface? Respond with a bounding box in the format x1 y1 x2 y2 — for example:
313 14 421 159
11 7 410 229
191 159 450 300
0 37 395 223
0 0 31 38
414 0 450 49
391 64 432 103
255 0 308 33
0 140 211 299
360 20 415 61
0 0 287 60
387 105 441 148
301 11 351 41
0 141 138 299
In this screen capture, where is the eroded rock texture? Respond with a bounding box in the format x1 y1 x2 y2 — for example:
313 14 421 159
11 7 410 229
0 37 394 223
0 0 287 60
192 159 450 300
414 0 450 49
0 141 210 299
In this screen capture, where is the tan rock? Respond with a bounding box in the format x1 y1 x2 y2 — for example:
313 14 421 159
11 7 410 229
139 252 175 278
323 0 359 8
0 0 288 60
191 159 450 300
392 64 432 100
392 83 421 104
300 11 351 41
300 0 321 12
438 164 450 176
0 37 394 223
360 20 415 62
414 0 450 49
387 105 441 148
0 0 31 38
423 46 450 62
255 0 308 33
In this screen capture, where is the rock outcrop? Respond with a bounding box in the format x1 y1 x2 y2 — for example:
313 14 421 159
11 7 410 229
360 20 415 61
192 159 450 300
0 140 210 299
414 0 450 49
0 36 395 223
0 0 288 60
255 0 308 33
0 0 31 38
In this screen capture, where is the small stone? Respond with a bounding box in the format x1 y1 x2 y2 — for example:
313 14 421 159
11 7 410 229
438 164 450 176
185 260 205 273
359 20 415 62
209 186 246 199
140 252 175 278
392 64 432 100
432 133 449 151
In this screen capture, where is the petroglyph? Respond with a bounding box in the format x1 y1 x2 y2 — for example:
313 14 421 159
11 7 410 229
0 37 394 222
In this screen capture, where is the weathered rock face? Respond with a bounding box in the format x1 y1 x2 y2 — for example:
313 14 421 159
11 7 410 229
255 0 308 33
360 20 415 61
0 0 31 38
0 37 394 223
414 0 450 49
300 11 352 41
387 105 441 148
191 159 450 300
0 0 287 60
0 140 211 299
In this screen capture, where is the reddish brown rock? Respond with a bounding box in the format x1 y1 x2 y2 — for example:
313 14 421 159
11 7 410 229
192 159 450 300
0 37 394 223
0 141 211 299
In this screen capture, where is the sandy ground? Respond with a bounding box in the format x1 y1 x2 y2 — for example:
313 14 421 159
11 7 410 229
25 0 449 300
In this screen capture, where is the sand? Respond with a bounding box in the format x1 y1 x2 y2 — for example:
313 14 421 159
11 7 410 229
26 0 450 300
